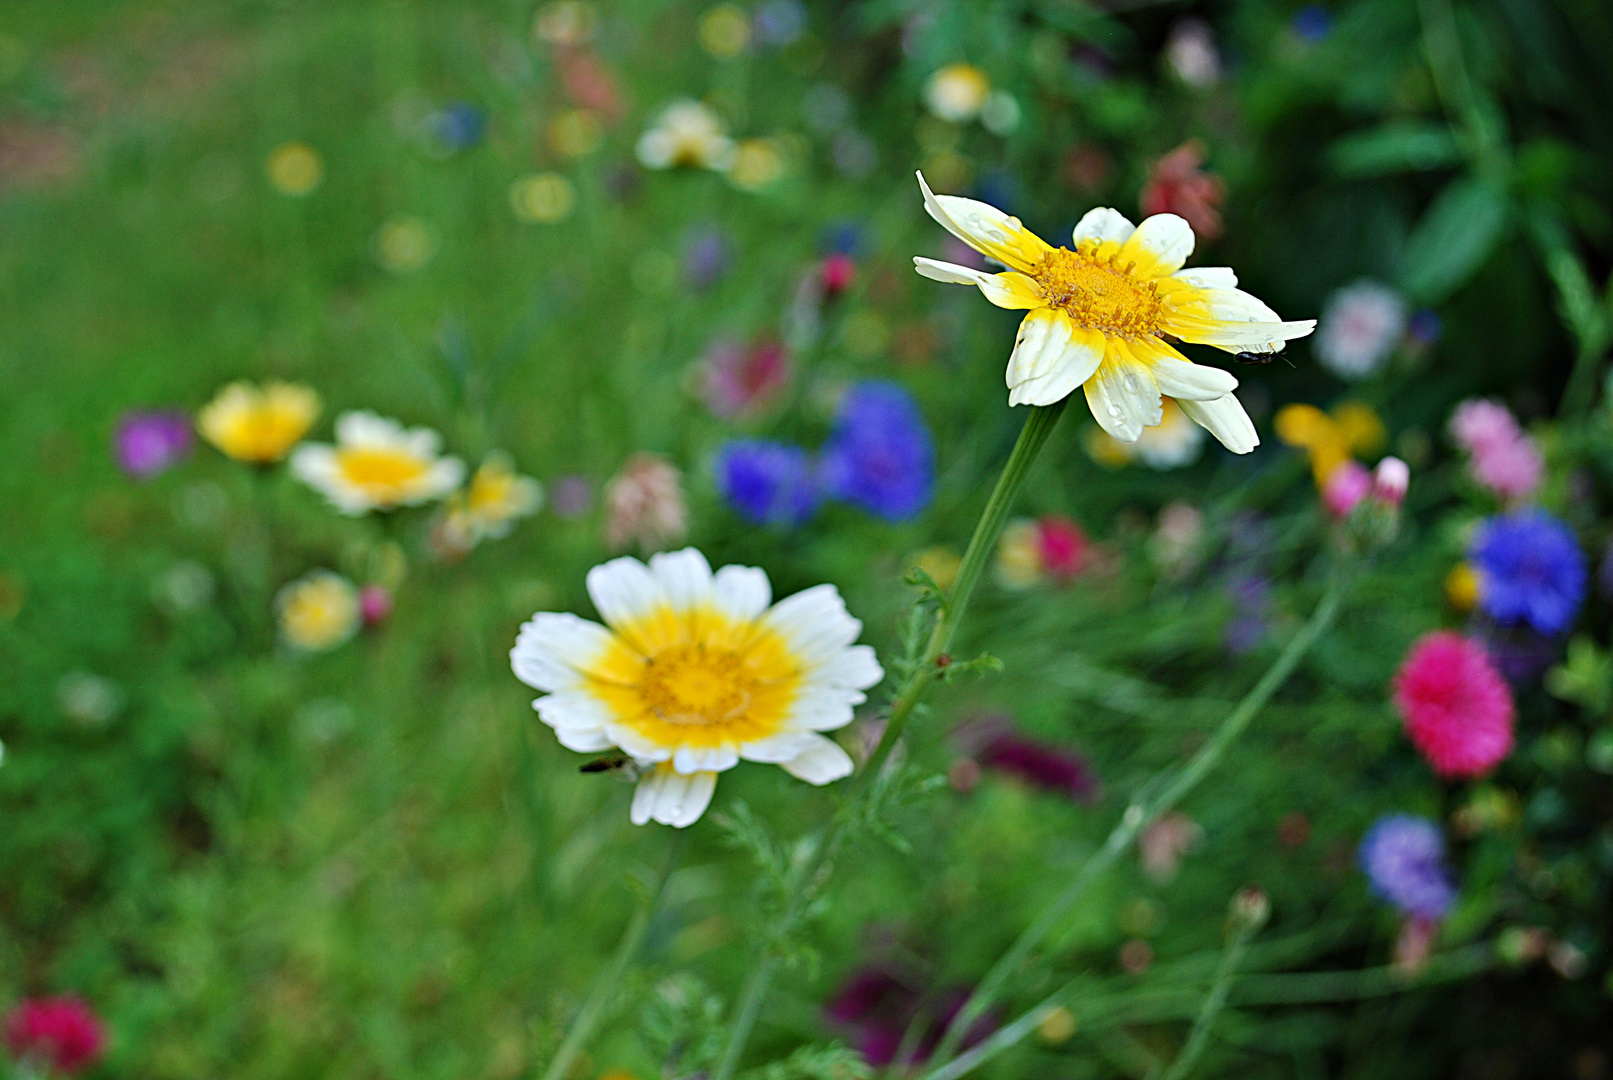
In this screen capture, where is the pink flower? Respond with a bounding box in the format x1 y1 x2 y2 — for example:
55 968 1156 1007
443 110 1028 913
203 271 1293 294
4 997 107 1075
1392 631 1515 779
359 585 392 626
1139 140 1224 241
1448 399 1542 501
701 339 792 419
1322 460 1372 517
1139 811 1203 884
1035 517 1090 581
820 254 856 298
603 453 687 552
1372 456 1410 507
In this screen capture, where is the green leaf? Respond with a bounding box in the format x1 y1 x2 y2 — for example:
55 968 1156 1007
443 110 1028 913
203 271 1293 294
1399 174 1511 303
1328 121 1463 177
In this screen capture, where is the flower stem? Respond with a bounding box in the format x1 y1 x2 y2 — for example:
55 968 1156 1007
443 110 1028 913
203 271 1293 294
924 564 1351 1070
711 402 1066 1080
1150 903 1264 1080
541 833 685 1080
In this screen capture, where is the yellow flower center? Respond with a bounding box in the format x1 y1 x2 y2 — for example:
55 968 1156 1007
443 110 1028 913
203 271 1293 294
640 644 754 725
1034 247 1163 336
336 447 429 495
585 609 805 750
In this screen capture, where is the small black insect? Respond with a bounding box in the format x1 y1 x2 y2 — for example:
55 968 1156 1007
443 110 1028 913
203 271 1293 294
1233 350 1276 365
580 752 633 774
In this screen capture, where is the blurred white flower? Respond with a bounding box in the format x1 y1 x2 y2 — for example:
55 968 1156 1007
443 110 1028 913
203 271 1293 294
1316 280 1406 380
1165 18 1220 88
277 570 361 652
57 671 123 728
635 99 735 171
923 63 990 122
604 452 688 553
291 411 465 515
438 452 544 553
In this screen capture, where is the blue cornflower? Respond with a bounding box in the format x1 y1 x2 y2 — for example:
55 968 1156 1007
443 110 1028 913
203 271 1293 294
429 102 486 152
1358 814 1457 920
1291 4 1332 42
1471 510 1586 635
717 440 820 526
819 382 934 522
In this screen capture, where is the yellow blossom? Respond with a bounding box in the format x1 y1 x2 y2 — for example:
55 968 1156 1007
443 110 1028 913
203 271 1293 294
440 452 544 552
197 381 321 464
266 142 323 196
277 570 360 651
1445 563 1480 612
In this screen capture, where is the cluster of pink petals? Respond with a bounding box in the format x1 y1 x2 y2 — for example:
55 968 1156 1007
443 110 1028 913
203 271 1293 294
4 997 107 1075
1322 456 1409 517
1392 631 1515 778
1448 399 1542 501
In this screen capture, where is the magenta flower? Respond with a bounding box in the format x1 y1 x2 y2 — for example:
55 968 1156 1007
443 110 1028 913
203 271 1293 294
824 967 995 1068
701 339 792 419
1392 631 1515 778
114 410 191 478
4 997 107 1075
954 716 1100 803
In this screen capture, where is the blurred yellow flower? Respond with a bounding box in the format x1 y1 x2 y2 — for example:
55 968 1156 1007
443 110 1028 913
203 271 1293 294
197 380 320 464
995 519 1043 589
509 173 577 223
549 109 604 157
699 4 751 57
1275 400 1385 484
635 99 734 171
727 138 785 190
266 141 323 196
1036 1004 1078 1045
533 1 597 46
290 411 465 515
912 546 962 592
1445 562 1480 612
440 452 544 552
924 63 990 122
375 215 437 273
277 570 360 651
1086 398 1205 470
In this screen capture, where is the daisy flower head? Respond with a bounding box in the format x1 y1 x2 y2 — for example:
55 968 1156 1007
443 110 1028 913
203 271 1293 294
635 99 735 172
1470 510 1587 635
910 173 1314 452
439 452 544 552
277 570 361 652
510 548 883 827
197 380 320 464
1392 631 1514 778
290 411 465 515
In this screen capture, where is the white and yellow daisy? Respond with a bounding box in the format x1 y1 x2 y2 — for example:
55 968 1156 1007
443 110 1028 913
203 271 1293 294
277 570 360 651
923 63 991 123
510 548 883 828
635 99 735 172
290 411 464 515
911 172 1315 453
197 380 320 464
440 452 544 551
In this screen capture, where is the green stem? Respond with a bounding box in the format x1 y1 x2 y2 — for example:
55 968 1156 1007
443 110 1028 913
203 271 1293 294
541 835 685 1080
710 403 1066 1080
925 565 1351 1069
1152 901 1264 1080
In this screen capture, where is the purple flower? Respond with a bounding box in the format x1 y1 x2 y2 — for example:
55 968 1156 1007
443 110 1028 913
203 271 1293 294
550 475 593 519
819 382 934 522
682 226 730 290
115 410 192 478
1358 814 1457 920
824 967 996 1068
717 440 819 526
955 716 1100 803
1471 511 1586 635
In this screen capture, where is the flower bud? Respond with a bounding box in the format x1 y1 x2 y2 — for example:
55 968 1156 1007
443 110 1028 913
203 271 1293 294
1372 456 1410 506
820 253 856 298
1229 885 1271 930
1321 460 1371 517
360 584 393 627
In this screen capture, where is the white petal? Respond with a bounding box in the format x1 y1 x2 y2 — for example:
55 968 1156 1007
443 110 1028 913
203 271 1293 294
1116 213 1195 277
1179 394 1260 454
1168 288 1317 353
534 689 614 734
916 171 1047 271
1147 355 1239 402
812 644 884 691
738 729 823 763
1005 309 1073 388
648 548 715 612
336 410 398 446
712 564 771 623
511 612 616 691
674 745 739 774
1072 207 1136 247
1007 327 1106 407
606 722 673 763
630 766 717 827
779 685 865 732
779 736 855 785
913 257 987 285
586 557 666 634
1083 359 1163 442
1171 266 1238 289
760 584 862 665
